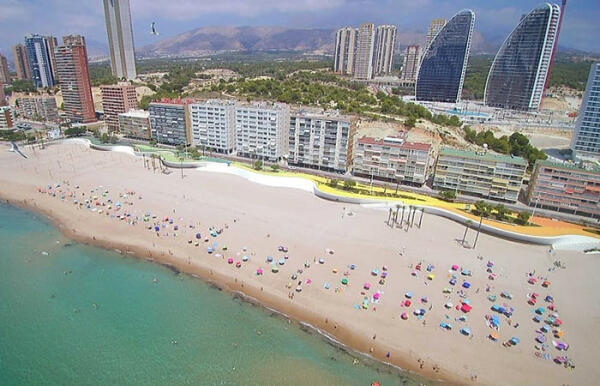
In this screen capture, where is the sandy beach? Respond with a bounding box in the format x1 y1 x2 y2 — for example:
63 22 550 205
1 141 598 385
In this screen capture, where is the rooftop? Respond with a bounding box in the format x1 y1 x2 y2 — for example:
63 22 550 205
119 109 149 119
359 136 431 151
439 147 528 166
536 159 600 174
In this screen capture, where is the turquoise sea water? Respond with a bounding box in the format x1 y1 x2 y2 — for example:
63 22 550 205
0 203 425 385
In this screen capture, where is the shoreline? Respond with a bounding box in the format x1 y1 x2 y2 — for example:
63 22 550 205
1 196 451 385
2 141 596 385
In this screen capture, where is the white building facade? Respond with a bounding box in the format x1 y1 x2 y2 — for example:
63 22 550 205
235 102 290 161
189 99 236 154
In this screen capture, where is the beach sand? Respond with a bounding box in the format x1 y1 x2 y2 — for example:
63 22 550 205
1 141 598 385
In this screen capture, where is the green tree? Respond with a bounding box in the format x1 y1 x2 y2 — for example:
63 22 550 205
343 179 356 191
474 200 492 218
270 164 280 172
440 190 456 201
494 204 510 221
64 127 86 137
517 211 532 225
101 133 109 143
328 178 339 188
253 160 263 170
405 116 416 128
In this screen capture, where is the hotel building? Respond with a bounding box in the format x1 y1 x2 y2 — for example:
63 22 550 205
149 101 191 146
16 96 59 122
119 109 151 140
235 102 290 161
527 160 600 218
189 99 236 154
12 44 32 80
288 110 356 173
433 147 527 203
352 136 432 186
101 83 138 132
54 35 96 123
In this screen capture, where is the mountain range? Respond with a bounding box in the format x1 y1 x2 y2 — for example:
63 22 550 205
86 26 594 60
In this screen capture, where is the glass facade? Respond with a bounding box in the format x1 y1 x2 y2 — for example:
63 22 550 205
149 103 189 146
416 10 474 103
485 4 560 111
571 63 600 160
24 35 56 88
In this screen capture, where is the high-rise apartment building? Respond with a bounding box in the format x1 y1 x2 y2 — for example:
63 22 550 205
426 18 447 47
235 102 290 161
55 35 96 123
0 85 6 107
0 54 10 84
401 45 422 82
433 147 526 203
16 96 59 122
24 34 57 88
0 106 14 129
373 25 397 76
416 10 475 103
354 23 376 80
571 62 600 161
46 36 59 82
119 109 151 139
189 99 237 154
485 3 561 111
334 27 358 75
12 44 32 80
103 0 137 80
100 83 137 132
353 136 432 186
527 159 600 218
288 110 356 173
149 101 191 146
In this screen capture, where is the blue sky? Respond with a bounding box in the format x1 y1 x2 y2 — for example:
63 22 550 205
1 0 598 58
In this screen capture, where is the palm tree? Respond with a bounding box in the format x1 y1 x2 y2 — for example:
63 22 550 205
395 204 401 225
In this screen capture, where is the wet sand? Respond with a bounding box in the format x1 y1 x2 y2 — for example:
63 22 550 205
1 141 598 385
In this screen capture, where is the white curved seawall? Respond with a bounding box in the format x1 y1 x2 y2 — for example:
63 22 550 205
75 140 600 251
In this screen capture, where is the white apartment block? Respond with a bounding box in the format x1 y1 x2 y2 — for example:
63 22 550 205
354 23 375 80
288 110 356 173
373 25 397 76
189 99 236 154
352 136 432 185
235 102 290 161
334 28 358 75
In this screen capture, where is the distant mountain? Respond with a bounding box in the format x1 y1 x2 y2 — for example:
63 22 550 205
138 26 335 58
85 39 109 61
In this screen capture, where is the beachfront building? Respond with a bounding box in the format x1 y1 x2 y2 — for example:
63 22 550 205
334 27 358 75
0 106 14 129
426 18 447 47
416 10 475 103
0 53 10 84
373 25 397 76
433 147 527 203
527 160 600 218
352 136 432 186
484 3 561 111
12 44 32 80
149 101 191 146
24 34 57 88
354 23 376 80
571 62 600 161
54 35 96 124
235 102 290 161
401 45 422 82
189 99 236 154
288 110 356 173
101 83 137 132
119 109 151 140
103 0 137 80
15 96 59 122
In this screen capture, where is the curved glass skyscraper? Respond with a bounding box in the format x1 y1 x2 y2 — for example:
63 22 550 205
416 10 475 103
484 3 561 111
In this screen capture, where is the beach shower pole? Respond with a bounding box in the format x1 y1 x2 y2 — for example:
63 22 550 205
411 206 417 227
400 206 405 225
418 209 424 228
473 216 483 249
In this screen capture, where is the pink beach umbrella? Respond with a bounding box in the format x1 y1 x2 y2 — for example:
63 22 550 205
373 292 381 300
227 258 234 264
401 312 408 320
256 268 263 275
364 283 371 290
